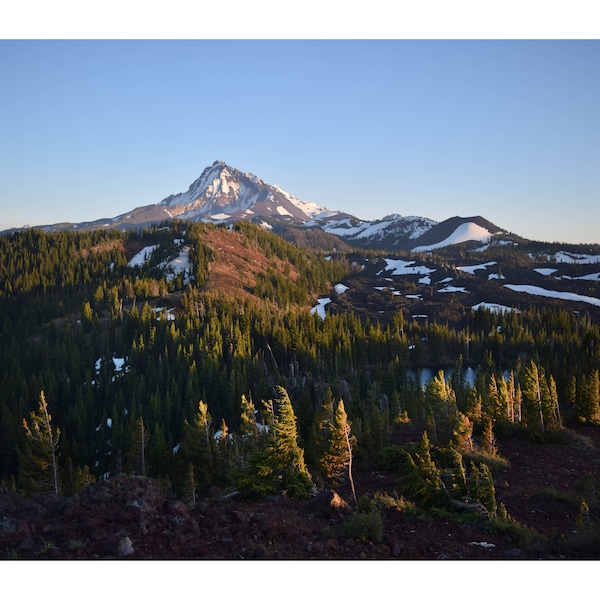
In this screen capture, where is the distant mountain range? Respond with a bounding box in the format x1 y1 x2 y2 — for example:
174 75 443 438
3 160 508 251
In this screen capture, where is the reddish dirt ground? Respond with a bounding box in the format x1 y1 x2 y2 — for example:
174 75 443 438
2 423 600 560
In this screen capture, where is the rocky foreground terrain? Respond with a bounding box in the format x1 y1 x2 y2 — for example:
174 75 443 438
2 423 600 561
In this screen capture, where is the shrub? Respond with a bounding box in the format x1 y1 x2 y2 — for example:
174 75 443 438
341 511 383 543
376 444 414 472
356 491 414 513
534 486 580 508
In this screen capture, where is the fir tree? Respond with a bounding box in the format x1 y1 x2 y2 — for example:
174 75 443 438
480 417 498 457
18 391 61 495
468 462 497 518
258 386 312 498
401 431 447 508
320 398 357 503
453 411 474 453
125 417 149 476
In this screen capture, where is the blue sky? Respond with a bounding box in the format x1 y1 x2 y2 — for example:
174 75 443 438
1 38 599 243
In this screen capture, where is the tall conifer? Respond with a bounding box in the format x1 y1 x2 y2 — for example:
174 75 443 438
18 391 61 495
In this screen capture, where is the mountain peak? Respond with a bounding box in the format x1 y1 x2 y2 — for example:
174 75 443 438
158 161 333 224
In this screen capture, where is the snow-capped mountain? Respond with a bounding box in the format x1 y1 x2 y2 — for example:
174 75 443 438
316 213 439 249
159 160 338 224
3 161 508 252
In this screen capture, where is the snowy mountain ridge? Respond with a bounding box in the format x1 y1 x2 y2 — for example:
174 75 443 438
3 160 508 252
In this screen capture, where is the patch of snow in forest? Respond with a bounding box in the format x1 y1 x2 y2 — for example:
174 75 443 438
488 273 505 280
438 286 469 293
472 302 519 313
310 297 331 320
552 252 600 264
93 357 129 384
504 284 600 307
154 307 176 321
534 268 558 276
469 541 496 548
379 258 436 276
214 430 234 442
163 246 192 284
458 261 497 274
95 356 128 374
419 276 431 285
128 245 158 267
561 272 600 281
112 357 126 371
437 277 453 284
334 283 349 294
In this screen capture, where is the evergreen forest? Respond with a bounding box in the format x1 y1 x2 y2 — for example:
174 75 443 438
2 220 600 544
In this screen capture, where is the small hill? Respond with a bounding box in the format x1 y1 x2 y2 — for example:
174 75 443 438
411 216 504 252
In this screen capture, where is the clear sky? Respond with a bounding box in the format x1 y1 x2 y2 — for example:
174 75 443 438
1 36 599 243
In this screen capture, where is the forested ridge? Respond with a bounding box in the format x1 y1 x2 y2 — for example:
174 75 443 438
2 220 600 557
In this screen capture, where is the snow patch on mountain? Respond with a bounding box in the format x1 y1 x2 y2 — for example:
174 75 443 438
438 286 469 293
458 261 497 274
378 258 436 277
561 272 600 281
412 222 494 252
128 245 158 267
163 246 193 285
310 297 331 320
472 302 519 313
323 215 437 243
552 252 600 264
504 284 600 307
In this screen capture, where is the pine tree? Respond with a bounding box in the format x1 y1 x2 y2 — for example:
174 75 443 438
259 386 312 498
184 463 198 509
175 400 217 493
238 394 260 468
401 431 447 508
522 360 546 436
480 417 498 457
62 458 95 496
320 399 357 503
522 360 563 436
125 417 149 476
453 411 474 453
468 462 497 518
18 391 61 495
578 371 600 424
195 401 215 476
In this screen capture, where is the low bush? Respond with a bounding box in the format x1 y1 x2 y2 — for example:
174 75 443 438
341 511 384 543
